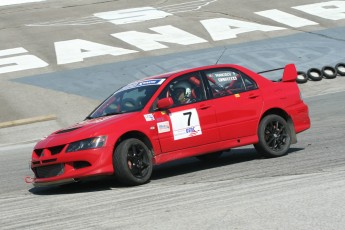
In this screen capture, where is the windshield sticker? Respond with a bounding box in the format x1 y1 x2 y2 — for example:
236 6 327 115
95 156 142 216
157 121 170 133
119 78 165 92
218 76 237 82
144 114 155 121
170 108 202 140
214 72 233 77
137 79 165 86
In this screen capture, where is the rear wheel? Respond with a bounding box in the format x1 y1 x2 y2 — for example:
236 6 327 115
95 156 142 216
113 138 153 186
254 115 291 158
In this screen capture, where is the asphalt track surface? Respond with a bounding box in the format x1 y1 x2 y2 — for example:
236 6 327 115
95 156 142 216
1 91 345 229
1 0 345 229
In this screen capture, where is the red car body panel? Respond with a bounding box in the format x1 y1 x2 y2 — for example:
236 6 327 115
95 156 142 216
28 64 310 186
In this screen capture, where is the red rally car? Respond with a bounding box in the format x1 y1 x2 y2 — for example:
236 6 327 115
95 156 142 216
26 63 310 187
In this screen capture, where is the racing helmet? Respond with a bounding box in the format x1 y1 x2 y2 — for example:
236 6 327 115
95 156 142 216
172 81 192 103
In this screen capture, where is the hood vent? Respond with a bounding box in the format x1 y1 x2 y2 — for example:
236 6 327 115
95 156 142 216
55 127 82 134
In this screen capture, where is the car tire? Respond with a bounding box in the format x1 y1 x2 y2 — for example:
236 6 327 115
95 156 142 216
322 66 337 79
296 71 308 84
195 151 224 162
254 114 291 158
335 63 345 76
113 138 153 186
307 68 323 81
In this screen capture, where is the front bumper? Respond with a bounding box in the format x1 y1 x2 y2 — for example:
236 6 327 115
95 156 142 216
28 145 114 187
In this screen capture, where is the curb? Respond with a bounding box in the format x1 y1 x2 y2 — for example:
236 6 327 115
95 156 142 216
0 114 57 129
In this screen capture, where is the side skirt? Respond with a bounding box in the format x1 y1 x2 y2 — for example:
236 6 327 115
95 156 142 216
154 135 258 165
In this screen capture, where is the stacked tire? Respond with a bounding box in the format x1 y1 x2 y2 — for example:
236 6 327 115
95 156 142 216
296 62 345 84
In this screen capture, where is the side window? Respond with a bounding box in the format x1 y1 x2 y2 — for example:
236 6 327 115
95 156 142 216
158 73 205 107
205 69 245 98
242 74 258 91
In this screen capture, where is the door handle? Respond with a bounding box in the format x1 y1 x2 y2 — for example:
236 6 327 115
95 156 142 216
199 104 211 110
249 93 259 99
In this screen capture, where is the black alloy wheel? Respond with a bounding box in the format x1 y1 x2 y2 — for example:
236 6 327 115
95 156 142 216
114 138 153 185
127 143 151 178
254 114 291 158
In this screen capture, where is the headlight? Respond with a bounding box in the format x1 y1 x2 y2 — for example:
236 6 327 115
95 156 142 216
66 136 107 152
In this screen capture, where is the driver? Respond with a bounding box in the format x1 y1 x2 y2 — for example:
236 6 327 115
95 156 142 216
172 81 194 105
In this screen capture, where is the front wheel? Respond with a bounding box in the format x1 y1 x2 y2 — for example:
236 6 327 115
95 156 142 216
254 115 291 158
113 138 153 186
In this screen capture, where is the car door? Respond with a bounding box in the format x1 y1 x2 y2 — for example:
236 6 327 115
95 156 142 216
202 68 263 141
152 72 219 153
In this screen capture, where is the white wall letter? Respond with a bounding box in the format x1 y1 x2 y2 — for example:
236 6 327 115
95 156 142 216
201 18 285 41
54 39 138 65
255 9 318 27
0 48 48 74
111 25 207 51
94 7 172 25
0 0 45 7
293 1 345 20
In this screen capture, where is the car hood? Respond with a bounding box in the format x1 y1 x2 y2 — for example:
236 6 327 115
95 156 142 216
35 112 139 149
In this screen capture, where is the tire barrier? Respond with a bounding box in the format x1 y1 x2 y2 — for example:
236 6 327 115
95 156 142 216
296 62 345 84
335 63 345 76
307 68 323 81
322 66 337 79
296 71 308 84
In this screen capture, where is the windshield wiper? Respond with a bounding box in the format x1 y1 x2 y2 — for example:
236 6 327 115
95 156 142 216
85 112 122 120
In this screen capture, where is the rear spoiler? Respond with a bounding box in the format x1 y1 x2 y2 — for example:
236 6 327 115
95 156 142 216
257 64 297 82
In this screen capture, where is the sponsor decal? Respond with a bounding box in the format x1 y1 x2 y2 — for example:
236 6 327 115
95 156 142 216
120 79 165 91
218 76 237 82
144 114 155 121
157 121 170 133
170 108 202 140
137 79 165 86
214 72 233 77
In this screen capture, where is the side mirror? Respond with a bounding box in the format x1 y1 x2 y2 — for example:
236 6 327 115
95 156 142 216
157 97 174 110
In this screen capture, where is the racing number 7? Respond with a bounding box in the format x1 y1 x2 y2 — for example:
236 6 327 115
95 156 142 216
183 112 192 126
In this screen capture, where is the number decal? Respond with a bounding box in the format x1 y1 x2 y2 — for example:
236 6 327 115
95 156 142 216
183 112 192 126
170 108 202 140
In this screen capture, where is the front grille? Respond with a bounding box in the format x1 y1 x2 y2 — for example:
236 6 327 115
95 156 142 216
34 164 64 179
42 159 57 164
48 145 65 155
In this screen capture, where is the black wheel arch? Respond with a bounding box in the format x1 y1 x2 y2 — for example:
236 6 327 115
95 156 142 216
260 108 297 144
114 131 154 157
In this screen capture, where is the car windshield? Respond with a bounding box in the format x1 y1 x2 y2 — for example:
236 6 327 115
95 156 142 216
87 79 165 119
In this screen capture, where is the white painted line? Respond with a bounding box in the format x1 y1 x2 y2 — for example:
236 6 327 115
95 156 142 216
0 0 45 7
158 0 218 13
